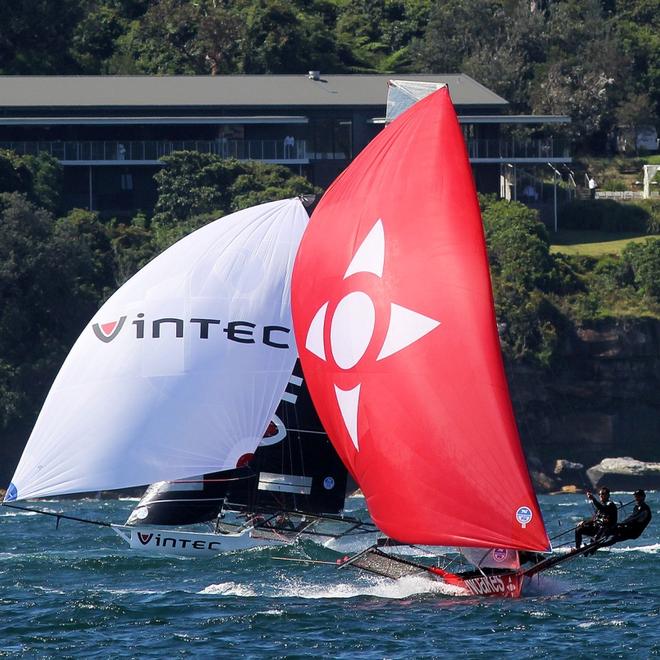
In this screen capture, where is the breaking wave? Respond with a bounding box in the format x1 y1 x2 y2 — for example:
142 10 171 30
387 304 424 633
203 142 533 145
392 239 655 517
199 581 258 597
278 575 466 599
0 510 38 517
609 543 660 554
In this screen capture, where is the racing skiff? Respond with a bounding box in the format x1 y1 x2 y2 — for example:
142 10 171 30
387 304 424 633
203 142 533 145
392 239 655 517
290 81 589 598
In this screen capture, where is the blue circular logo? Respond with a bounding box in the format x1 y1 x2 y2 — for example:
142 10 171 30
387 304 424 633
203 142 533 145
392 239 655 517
516 506 533 526
323 476 335 490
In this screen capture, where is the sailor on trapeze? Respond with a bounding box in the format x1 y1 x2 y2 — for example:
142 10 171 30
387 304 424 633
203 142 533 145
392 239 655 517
575 488 652 553
598 489 652 548
575 487 617 550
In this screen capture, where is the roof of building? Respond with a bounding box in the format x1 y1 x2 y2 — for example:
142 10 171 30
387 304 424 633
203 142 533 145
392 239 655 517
0 74 508 109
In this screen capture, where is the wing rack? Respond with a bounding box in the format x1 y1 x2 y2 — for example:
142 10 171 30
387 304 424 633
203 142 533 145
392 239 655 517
338 546 431 579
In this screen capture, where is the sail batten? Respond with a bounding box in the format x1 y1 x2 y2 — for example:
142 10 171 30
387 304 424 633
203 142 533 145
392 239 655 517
292 87 549 552
6 198 308 502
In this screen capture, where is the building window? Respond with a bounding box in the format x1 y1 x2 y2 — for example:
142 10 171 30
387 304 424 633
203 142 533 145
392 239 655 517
120 173 134 190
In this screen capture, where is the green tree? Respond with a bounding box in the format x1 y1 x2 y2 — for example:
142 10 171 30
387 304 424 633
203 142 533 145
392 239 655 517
622 238 660 302
151 151 316 251
411 0 506 74
0 150 62 214
461 2 546 112
611 0 660 117
479 196 564 364
481 197 554 290
115 0 218 74
529 0 631 145
110 214 157 286
615 92 657 154
70 1 142 73
0 0 85 74
0 194 110 439
152 151 234 227
115 0 344 74
54 208 116 308
227 160 318 209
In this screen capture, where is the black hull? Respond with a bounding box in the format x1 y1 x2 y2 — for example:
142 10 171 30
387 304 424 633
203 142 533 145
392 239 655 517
126 362 347 526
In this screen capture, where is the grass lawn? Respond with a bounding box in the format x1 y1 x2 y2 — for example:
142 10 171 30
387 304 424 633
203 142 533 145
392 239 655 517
549 230 659 256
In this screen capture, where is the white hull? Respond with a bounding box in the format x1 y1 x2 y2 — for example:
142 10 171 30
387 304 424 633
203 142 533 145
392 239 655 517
112 524 291 556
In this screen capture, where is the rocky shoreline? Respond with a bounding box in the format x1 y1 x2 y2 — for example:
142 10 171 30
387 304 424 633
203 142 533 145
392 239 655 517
510 317 660 482
532 456 660 493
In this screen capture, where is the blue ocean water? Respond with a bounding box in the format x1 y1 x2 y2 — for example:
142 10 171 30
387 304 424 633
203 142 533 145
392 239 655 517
0 494 658 659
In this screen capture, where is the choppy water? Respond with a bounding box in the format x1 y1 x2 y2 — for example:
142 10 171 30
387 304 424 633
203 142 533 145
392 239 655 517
1 494 658 658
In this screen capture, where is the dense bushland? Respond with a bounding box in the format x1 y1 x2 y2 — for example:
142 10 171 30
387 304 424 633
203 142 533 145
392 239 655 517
1 0 658 155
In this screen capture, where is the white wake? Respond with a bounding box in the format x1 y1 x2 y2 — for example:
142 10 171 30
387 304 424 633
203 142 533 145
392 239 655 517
199 575 465 599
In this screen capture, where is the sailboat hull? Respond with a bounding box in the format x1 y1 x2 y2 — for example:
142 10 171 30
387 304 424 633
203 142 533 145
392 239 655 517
111 524 290 556
339 546 536 598
443 571 526 598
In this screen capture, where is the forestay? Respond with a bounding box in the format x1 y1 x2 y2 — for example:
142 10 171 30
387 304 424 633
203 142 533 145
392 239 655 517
6 198 308 501
291 87 549 551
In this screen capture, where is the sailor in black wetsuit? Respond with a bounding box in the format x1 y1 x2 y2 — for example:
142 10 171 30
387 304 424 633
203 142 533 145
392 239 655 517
599 489 652 547
575 487 617 550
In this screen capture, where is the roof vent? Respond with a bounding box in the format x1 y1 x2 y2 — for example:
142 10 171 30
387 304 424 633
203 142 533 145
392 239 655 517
308 71 321 81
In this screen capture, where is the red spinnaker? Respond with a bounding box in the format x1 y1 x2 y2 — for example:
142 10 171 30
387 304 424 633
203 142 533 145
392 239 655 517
291 87 549 551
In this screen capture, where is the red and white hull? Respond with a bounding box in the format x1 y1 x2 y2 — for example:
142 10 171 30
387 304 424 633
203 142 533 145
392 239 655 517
444 572 526 599
427 565 528 598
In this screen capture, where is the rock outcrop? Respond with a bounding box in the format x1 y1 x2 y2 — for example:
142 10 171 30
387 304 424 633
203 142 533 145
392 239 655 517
510 318 660 472
586 456 660 491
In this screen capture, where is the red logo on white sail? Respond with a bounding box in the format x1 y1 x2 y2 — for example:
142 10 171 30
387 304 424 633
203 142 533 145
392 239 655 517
92 316 127 343
303 220 440 450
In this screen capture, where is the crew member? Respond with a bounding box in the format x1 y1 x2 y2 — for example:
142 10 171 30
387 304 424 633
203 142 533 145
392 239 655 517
600 490 652 547
575 487 617 550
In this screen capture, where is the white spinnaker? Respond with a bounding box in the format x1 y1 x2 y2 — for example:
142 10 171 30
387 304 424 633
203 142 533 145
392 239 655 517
6 198 308 501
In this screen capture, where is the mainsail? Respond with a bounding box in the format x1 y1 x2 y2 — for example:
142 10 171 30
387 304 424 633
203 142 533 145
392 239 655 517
291 87 550 551
6 198 308 502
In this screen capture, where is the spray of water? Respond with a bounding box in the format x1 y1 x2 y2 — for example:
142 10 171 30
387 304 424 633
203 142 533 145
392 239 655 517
199 575 466 599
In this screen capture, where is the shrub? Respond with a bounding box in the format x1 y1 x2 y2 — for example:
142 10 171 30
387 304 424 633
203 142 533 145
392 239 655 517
0 149 62 214
602 179 627 191
152 151 317 230
592 255 630 289
560 199 651 232
492 282 559 366
636 198 660 233
622 239 660 301
481 198 554 290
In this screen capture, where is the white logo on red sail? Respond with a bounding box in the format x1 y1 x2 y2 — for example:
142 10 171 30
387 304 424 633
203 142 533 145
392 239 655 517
304 220 441 450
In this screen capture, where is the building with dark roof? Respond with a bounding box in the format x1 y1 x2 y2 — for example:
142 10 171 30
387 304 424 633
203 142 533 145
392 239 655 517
0 74 571 216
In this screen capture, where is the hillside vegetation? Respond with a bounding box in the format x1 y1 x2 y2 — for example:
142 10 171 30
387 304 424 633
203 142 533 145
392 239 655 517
1 0 660 466
1 0 658 155
2 150 660 455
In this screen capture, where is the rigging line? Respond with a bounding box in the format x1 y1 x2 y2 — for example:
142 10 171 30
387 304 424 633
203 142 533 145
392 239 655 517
547 499 635 542
272 557 339 566
1 503 112 527
285 428 326 435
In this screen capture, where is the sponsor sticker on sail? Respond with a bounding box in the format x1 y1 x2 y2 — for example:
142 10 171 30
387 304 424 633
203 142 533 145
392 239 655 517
516 506 533 528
